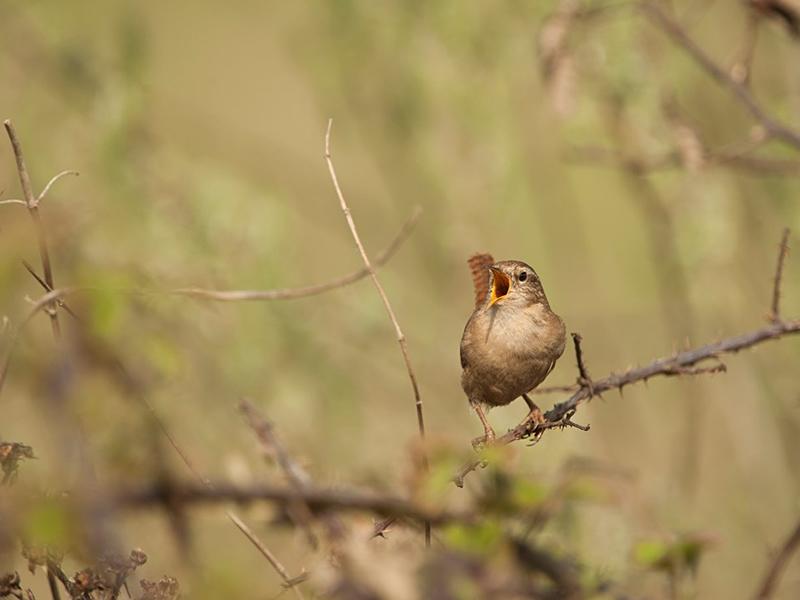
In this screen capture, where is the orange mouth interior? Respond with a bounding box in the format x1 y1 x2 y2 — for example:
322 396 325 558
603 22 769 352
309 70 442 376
490 270 510 305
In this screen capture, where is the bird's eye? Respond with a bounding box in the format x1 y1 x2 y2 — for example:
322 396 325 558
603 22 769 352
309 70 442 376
518 271 527 282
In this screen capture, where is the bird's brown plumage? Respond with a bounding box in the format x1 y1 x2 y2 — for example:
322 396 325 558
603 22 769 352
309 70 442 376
460 257 566 439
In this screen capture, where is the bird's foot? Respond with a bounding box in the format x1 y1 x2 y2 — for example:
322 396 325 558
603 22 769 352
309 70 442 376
471 429 496 450
525 406 545 425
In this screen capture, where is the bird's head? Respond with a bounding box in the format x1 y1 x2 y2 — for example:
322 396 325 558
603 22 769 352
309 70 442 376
487 260 549 309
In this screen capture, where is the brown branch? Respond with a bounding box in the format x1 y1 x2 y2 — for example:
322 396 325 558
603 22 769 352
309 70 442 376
324 119 431 546
173 207 420 301
240 400 319 549
455 317 800 486
571 333 595 396
0 288 73 396
640 2 800 151
114 481 472 526
3 120 68 339
769 228 790 322
225 512 304 600
753 518 800 599
22 261 80 321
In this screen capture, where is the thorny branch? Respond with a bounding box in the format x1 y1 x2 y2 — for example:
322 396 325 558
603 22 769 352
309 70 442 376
324 119 431 546
454 230 799 487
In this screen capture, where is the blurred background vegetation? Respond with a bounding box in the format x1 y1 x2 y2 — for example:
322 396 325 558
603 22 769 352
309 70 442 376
1 0 799 598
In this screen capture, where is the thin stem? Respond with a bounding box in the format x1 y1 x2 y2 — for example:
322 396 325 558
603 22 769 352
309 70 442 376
174 208 419 302
3 120 61 339
323 119 431 546
769 228 791 322
753 519 800 600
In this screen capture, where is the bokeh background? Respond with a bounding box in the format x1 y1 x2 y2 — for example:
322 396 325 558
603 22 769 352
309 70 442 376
1 0 799 598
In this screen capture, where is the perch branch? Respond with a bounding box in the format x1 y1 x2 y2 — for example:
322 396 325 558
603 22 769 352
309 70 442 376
324 119 431 546
173 207 420 301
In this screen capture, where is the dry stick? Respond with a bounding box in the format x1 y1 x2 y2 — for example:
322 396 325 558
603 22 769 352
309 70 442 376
753 518 800 600
2 120 77 339
22 261 81 321
640 2 800 151
769 228 790 322
174 208 420 301
115 481 472 526
323 119 431 546
571 333 595 396
454 231 798 486
240 400 320 549
153 437 306 600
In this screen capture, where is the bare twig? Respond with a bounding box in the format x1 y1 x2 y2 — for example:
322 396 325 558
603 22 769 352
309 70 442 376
3 120 71 339
225 512 305 600
640 2 800 151
174 208 420 301
769 228 790 322
22 261 80 321
753 518 800 599
240 400 319 549
566 145 800 176
571 333 595 396
324 119 431 546
115 481 472 526
36 171 78 203
0 288 73 396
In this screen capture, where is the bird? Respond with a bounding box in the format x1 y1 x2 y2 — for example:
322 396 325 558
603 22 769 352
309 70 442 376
460 254 566 445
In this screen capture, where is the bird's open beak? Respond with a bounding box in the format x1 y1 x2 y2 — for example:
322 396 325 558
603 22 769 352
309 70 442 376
489 267 511 306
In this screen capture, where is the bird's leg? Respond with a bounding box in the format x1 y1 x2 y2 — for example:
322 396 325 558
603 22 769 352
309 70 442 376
523 393 545 425
471 403 496 449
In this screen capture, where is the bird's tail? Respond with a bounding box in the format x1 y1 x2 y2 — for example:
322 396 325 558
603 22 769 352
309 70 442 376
467 253 494 309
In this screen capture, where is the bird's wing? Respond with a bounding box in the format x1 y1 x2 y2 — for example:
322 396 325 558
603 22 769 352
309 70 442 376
467 253 494 309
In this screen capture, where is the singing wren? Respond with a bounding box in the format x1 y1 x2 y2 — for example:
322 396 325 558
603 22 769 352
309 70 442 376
460 255 566 443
